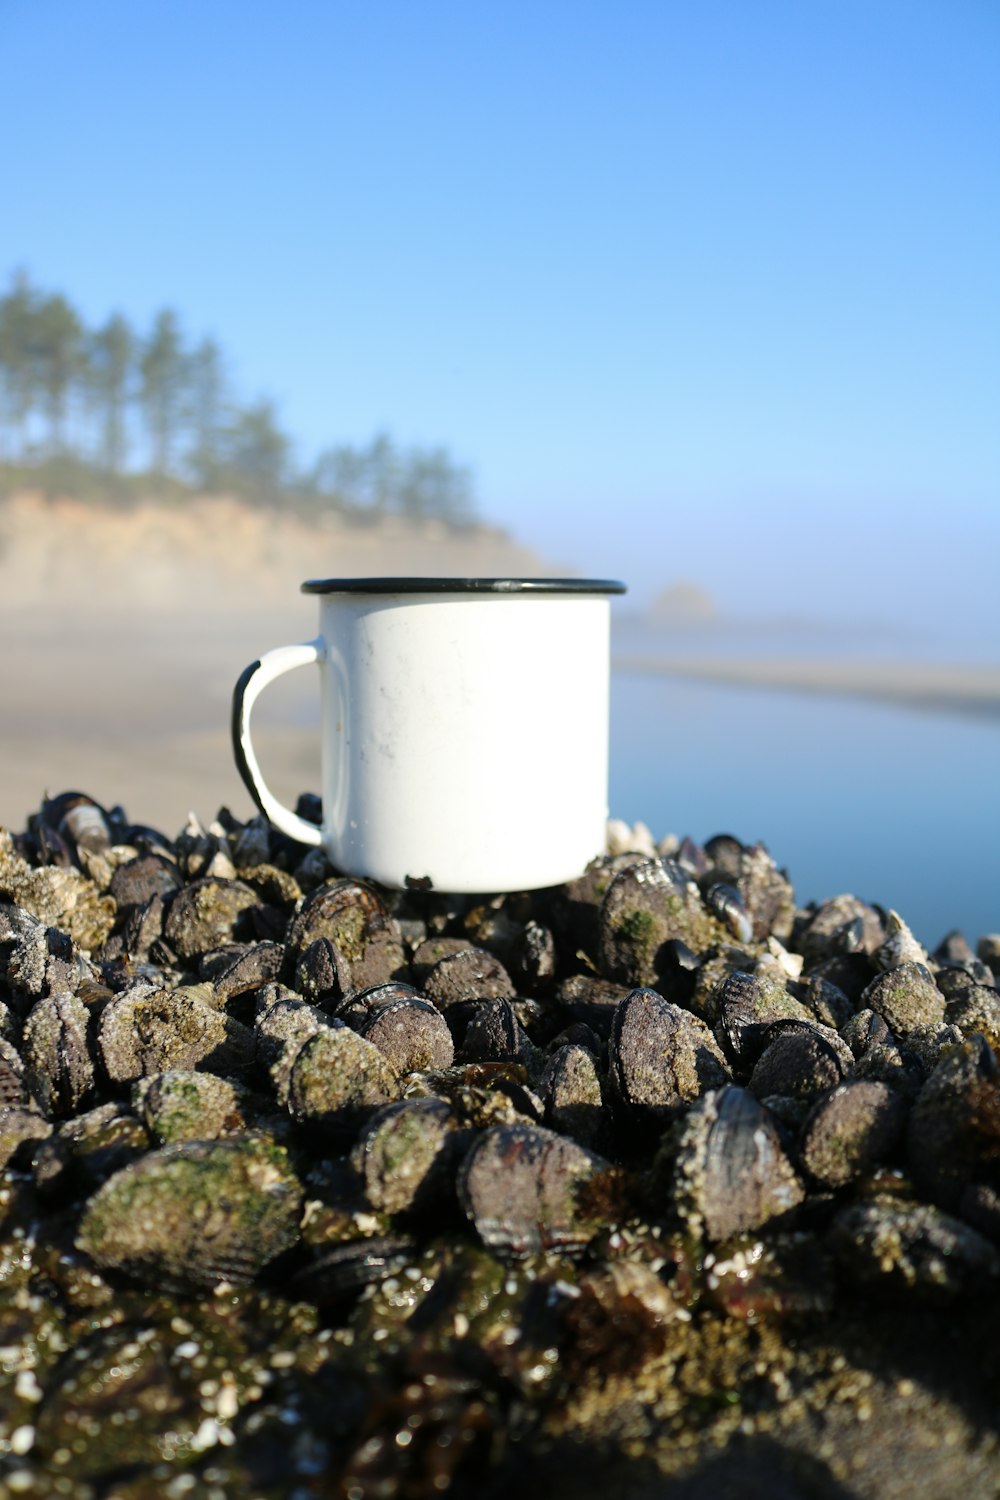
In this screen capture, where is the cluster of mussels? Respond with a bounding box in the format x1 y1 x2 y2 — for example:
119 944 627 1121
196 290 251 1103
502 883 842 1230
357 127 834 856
1 793 1000 1498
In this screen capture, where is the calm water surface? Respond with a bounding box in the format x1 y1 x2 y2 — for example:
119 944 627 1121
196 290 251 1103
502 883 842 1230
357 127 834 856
608 671 1000 948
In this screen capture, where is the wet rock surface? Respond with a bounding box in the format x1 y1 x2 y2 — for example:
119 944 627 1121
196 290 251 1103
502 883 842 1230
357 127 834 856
1 797 999 1497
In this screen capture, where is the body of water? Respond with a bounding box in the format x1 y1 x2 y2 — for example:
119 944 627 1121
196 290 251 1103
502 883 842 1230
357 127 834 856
609 669 1000 949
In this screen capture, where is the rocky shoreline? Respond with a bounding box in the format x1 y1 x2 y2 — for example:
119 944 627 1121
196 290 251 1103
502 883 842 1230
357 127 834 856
1 795 999 1498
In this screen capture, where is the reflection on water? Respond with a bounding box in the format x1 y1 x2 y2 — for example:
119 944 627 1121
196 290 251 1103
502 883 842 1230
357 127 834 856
609 671 1000 947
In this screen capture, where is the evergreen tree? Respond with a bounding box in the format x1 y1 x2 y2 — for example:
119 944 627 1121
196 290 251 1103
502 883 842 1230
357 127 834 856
88 313 133 474
35 293 83 454
0 271 40 458
140 308 185 475
0 272 477 525
366 431 398 516
225 399 289 501
398 444 472 522
309 443 366 507
185 336 227 489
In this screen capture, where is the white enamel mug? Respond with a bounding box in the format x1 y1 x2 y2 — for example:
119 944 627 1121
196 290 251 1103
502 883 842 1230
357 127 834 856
232 576 626 893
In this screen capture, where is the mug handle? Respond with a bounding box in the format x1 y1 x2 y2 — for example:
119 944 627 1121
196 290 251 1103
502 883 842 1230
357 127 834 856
231 639 326 846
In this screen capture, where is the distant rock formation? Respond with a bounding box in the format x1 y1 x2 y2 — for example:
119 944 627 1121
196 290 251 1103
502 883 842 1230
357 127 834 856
646 581 717 626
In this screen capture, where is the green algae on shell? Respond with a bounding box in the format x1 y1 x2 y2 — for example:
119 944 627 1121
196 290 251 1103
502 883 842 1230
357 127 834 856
352 1098 459 1215
133 1068 246 1145
861 962 945 1037
539 1043 605 1146
597 858 728 988
286 1026 400 1130
608 987 729 1126
98 986 255 1082
76 1134 303 1287
798 1080 908 1188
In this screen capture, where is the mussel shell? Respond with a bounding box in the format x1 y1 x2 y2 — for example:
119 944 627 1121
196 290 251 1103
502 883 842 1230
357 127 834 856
285 876 396 958
206 941 285 1001
554 974 632 1038
741 845 796 940
945 985 1000 1051
98 987 255 1083
830 1199 1000 1299
163 877 269 961
539 1044 604 1146
43 791 112 856
458 1121 611 1257
700 880 753 945
798 1081 908 1188
410 936 479 984
136 1068 245 1144
703 833 745 880
76 1134 303 1288
121 893 167 963
798 894 885 960
356 995 455 1073
461 998 530 1066
597 858 722 987
672 1086 805 1241
254 994 335 1082
841 1008 891 1059
608 987 728 1124
21 991 94 1116
861 963 945 1037
352 1097 458 1214
748 1022 848 1102
422 947 516 1009
292 1235 417 1305
907 1036 1000 1208
0 1103 52 1169
34 1102 150 1197
712 971 812 1069
109 854 181 914
286 1026 399 1130
335 978 424 1025
0 1037 28 1108
794 974 854 1031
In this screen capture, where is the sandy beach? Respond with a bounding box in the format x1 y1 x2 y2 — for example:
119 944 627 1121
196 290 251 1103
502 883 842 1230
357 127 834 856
614 654 1000 719
0 493 552 834
2 491 997 839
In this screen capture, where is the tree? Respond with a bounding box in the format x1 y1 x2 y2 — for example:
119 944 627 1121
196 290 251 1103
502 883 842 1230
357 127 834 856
140 308 185 475
34 293 83 454
224 399 289 502
185 336 228 489
0 270 41 459
309 443 367 507
398 444 473 522
88 313 133 475
366 430 398 516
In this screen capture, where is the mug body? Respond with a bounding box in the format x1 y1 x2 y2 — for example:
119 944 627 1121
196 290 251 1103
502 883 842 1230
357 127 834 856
306 578 623 891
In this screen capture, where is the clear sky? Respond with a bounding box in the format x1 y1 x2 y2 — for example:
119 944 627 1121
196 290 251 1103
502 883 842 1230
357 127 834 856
4 0 998 635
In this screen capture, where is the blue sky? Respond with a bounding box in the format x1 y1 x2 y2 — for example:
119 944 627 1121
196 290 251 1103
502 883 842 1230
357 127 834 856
4 0 998 633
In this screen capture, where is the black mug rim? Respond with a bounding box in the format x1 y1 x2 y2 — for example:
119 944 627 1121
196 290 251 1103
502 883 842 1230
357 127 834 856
301 577 627 595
